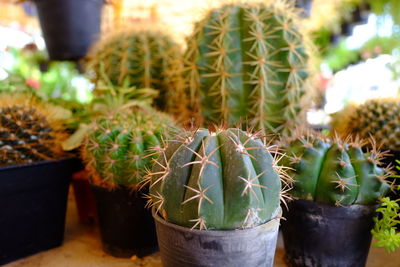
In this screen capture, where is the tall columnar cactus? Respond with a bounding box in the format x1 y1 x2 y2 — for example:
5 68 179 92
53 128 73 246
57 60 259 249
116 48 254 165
280 131 392 206
332 98 400 150
184 0 310 135
147 128 287 230
88 26 186 117
82 108 177 188
0 94 67 166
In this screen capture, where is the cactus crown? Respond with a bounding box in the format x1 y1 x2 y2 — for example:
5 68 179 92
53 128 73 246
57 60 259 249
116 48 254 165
87 25 186 117
332 98 400 151
280 130 393 206
146 127 289 230
184 0 310 135
82 107 177 189
0 94 67 166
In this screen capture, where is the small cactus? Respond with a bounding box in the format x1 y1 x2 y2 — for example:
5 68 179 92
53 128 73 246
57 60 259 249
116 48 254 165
82 107 177 188
279 131 392 206
147 127 288 230
183 0 311 135
0 94 68 166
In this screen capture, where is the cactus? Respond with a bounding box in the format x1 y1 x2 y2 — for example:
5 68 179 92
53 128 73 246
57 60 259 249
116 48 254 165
280 131 392 206
146 127 288 230
82 107 177 188
184 0 310 135
332 98 400 151
0 94 67 166
87 26 186 117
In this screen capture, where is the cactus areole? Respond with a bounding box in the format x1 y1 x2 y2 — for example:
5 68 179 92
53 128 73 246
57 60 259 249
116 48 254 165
148 128 284 230
184 1 309 135
280 132 391 206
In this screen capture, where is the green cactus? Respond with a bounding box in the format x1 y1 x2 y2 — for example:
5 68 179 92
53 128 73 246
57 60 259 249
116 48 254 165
88 26 186 118
184 0 310 135
280 131 392 206
82 107 177 188
147 127 285 230
332 98 400 150
0 94 68 166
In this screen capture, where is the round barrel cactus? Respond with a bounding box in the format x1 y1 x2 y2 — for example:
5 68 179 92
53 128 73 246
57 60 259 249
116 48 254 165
82 107 177 188
147 128 285 230
184 1 310 135
0 94 67 166
87 26 186 116
280 131 392 206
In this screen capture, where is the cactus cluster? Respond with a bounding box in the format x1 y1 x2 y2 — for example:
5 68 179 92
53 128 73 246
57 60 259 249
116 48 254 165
87 26 186 117
147 127 288 230
280 131 392 206
332 98 400 151
82 107 177 188
184 0 310 135
0 94 67 166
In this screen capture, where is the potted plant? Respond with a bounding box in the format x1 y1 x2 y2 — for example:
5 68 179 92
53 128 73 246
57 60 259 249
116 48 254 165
146 127 288 267
279 131 393 267
0 93 78 265
31 0 104 60
81 107 178 258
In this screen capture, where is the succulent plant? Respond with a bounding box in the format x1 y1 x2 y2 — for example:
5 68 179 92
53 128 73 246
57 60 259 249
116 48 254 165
183 0 310 135
332 98 400 151
279 131 392 206
146 127 289 230
82 107 177 188
0 94 68 166
87 26 186 118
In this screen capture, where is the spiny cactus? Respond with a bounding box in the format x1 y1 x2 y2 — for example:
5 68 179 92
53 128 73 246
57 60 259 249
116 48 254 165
0 94 67 166
332 98 400 151
87 25 186 117
82 108 177 188
146 127 289 230
184 0 310 135
280 131 392 206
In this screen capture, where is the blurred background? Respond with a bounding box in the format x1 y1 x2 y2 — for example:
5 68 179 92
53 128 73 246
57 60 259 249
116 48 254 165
1 0 400 126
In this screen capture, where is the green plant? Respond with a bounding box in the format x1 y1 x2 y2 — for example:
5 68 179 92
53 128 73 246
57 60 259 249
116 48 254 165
331 98 400 151
82 108 177 188
0 93 70 166
280 131 391 206
184 0 311 135
87 26 186 117
147 127 288 230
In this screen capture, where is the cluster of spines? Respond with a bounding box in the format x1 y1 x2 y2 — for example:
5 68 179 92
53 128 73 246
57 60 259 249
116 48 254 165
145 127 291 230
183 0 310 135
280 130 393 206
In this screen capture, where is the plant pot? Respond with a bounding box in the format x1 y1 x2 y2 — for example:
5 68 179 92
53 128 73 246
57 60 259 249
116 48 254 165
33 0 103 60
71 170 97 224
91 185 158 258
281 200 377 267
0 158 80 265
153 208 281 267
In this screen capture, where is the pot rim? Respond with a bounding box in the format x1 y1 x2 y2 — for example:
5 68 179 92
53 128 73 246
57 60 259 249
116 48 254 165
152 207 281 235
0 157 78 171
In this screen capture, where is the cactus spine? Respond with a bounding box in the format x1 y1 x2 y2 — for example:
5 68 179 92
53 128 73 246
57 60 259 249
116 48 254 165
82 108 177 188
147 128 287 230
184 0 310 134
332 98 400 150
0 94 67 166
280 131 392 206
88 26 186 117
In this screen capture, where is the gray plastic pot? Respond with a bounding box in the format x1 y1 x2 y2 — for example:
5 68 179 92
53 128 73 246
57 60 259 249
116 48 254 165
153 208 281 267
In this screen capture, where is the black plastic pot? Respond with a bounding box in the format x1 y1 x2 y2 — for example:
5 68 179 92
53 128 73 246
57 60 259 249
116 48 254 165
33 0 103 60
153 209 281 267
281 200 377 267
91 185 158 258
0 158 79 265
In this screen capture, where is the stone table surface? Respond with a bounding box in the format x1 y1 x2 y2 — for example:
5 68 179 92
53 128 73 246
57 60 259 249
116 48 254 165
5 189 400 267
